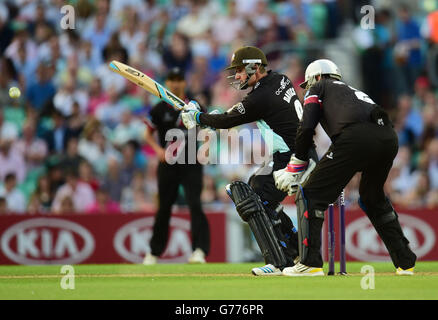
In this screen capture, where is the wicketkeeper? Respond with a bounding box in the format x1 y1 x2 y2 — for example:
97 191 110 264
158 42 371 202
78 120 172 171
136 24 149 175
274 59 417 276
181 46 317 276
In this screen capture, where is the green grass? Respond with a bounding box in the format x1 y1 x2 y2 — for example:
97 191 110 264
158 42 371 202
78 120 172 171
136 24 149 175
0 262 437 300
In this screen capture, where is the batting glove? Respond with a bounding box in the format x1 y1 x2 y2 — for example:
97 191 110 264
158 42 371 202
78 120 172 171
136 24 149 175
182 100 202 130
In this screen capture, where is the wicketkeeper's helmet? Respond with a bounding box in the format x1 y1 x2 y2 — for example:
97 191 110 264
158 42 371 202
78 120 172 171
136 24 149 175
300 59 342 90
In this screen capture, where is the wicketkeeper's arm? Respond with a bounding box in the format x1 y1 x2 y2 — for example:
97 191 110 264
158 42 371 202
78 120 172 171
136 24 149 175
295 95 322 161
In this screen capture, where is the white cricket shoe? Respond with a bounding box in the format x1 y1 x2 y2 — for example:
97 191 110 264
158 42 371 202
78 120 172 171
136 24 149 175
282 263 324 277
188 248 206 264
396 267 414 275
251 264 282 276
143 253 158 265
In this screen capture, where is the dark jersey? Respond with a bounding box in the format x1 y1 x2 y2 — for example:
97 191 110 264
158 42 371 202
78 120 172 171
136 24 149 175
146 101 187 147
296 78 377 160
198 71 302 153
145 97 202 164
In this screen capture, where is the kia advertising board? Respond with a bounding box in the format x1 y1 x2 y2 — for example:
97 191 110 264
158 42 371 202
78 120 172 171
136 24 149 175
0 212 226 265
1 218 95 265
1 209 437 265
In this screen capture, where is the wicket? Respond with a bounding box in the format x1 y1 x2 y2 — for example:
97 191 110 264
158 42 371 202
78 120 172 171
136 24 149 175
327 190 347 275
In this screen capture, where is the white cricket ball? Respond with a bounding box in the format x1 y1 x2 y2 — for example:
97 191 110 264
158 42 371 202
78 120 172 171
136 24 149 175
9 87 21 99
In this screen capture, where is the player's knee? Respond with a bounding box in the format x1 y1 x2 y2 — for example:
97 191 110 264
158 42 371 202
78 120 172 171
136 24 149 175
248 175 263 197
248 174 257 189
359 196 397 227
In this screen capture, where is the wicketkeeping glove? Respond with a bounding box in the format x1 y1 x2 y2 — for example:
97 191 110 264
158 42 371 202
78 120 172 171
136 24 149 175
273 156 316 195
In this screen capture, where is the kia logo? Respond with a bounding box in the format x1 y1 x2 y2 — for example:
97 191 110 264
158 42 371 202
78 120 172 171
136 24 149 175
1 218 95 265
346 214 435 261
114 217 192 263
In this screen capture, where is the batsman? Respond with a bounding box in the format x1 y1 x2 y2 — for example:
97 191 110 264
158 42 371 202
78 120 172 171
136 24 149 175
181 46 317 276
274 59 417 276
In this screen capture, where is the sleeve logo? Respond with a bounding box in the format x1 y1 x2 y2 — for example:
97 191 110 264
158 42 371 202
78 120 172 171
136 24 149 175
233 102 245 114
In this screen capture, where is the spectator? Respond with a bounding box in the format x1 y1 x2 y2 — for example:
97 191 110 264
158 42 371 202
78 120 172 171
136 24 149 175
119 7 146 57
78 160 100 192
162 32 193 73
78 40 103 73
83 10 114 55
0 109 19 142
426 138 438 190
5 27 38 63
87 77 108 116
94 86 127 128
0 172 26 213
390 146 416 189
100 157 125 202
12 119 48 172
0 3 13 55
121 170 154 212
250 0 274 32
78 119 121 176
10 42 35 93
0 138 26 183
394 4 423 95
176 0 212 39
110 109 145 148
43 110 75 155
25 62 56 112
53 77 88 117
201 174 218 205
46 160 64 197
0 197 7 215
0 57 20 108
211 1 243 45
57 195 76 215
66 101 87 137
56 53 93 89
27 174 53 214
120 140 146 188
86 187 121 214
58 137 86 174
412 76 431 110
11 120 48 176
102 31 129 65
394 95 423 148
167 0 190 22
207 39 228 79
51 168 95 213
397 171 431 208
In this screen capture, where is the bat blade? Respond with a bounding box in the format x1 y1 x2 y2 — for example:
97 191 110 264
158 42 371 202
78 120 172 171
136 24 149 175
109 60 186 111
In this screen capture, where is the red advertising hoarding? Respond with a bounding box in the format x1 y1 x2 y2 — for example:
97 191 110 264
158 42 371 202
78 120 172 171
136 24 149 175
1 208 437 265
0 212 226 265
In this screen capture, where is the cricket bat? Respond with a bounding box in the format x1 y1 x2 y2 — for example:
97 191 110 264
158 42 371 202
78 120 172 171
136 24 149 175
108 60 187 111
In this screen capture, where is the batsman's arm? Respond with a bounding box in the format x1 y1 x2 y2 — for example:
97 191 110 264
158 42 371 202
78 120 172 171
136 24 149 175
197 101 261 129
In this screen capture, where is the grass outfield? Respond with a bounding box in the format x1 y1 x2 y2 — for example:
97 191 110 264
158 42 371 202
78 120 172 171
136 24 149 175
0 262 437 300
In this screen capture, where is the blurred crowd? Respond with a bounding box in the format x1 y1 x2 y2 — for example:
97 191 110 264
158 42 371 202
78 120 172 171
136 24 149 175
344 0 438 209
0 0 437 215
